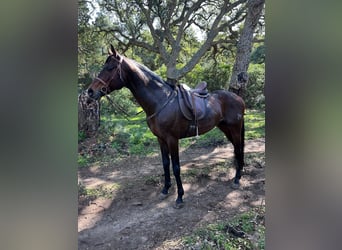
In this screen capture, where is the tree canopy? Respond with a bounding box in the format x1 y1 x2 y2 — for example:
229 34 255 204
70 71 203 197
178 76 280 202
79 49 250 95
78 0 265 108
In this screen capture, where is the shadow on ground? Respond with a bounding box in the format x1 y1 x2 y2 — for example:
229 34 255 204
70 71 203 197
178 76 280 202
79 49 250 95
78 138 265 249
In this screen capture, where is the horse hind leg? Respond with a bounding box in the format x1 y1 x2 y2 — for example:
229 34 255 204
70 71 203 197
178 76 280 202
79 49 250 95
217 121 245 188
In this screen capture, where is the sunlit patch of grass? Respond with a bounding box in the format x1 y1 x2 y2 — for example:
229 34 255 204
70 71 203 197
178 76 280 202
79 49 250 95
245 110 265 139
179 127 226 150
182 206 265 249
78 183 121 199
181 109 264 148
245 152 265 167
99 110 159 156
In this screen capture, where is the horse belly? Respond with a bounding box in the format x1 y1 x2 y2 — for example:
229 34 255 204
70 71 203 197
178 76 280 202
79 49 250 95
178 112 219 139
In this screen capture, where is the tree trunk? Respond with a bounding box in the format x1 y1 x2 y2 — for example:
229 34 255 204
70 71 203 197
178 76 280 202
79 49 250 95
166 63 179 85
78 91 100 137
167 78 178 85
228 0 265 97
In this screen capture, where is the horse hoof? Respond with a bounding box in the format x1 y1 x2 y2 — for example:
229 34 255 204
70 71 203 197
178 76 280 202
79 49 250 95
231 182 240 189
159 192 169 200
173 202 184 209
173 198 184 209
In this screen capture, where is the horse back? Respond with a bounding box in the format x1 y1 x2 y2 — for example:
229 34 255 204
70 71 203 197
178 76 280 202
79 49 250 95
211 90 245 124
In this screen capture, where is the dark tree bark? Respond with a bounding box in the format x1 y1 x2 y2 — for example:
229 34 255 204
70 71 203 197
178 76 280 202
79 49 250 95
78 91 100 137
228 0 265 97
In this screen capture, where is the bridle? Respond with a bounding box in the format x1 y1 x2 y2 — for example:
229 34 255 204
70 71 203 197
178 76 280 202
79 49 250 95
91 54 177 121
95 56 124 95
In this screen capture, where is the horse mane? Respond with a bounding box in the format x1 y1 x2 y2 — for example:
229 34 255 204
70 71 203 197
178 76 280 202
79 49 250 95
122 57 148 84
123 57 175 90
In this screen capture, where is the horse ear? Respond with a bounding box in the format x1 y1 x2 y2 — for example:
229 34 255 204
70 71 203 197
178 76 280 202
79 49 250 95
108 44 117 56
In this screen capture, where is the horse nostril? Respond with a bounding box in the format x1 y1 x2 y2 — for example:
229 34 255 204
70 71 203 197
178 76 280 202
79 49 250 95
87 88 93 97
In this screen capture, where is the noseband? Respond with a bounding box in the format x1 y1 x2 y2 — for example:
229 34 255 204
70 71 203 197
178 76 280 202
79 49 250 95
96 56 123 95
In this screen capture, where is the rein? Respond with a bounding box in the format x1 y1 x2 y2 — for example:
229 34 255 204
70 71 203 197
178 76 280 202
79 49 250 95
146 90 177 120
95 55 176 121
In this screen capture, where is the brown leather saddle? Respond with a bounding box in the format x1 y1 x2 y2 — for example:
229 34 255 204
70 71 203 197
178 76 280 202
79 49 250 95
177 81 209 122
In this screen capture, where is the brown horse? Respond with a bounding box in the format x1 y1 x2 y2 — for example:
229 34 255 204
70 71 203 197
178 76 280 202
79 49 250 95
87 45 245 208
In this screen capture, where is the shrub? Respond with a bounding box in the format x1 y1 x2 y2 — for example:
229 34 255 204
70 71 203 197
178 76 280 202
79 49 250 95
245 63 265 110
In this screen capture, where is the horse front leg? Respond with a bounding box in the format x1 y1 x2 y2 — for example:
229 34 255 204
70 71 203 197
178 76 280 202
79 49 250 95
158 138 172 199
168 138 184 208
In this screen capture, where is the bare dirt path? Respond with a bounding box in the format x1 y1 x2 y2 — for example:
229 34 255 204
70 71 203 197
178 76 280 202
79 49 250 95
78 138 265 249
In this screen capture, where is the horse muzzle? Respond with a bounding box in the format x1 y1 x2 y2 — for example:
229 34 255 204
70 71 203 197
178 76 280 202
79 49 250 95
87 88 104 101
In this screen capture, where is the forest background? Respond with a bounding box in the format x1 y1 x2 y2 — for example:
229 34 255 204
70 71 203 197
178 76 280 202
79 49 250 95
78 0 265 118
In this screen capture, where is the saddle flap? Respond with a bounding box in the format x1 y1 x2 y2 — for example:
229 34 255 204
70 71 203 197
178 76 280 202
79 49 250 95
178 84 208 120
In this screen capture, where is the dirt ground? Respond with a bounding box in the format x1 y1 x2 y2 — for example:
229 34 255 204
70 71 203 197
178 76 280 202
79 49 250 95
78 138 265 250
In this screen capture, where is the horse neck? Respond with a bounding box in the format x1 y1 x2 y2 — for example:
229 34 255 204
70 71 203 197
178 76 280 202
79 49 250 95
122 59 173 116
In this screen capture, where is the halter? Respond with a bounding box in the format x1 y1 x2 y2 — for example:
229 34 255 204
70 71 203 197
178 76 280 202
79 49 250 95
95 56 123 95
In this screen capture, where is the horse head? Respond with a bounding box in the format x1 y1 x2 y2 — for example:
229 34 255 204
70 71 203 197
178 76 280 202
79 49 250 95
87 45 125 100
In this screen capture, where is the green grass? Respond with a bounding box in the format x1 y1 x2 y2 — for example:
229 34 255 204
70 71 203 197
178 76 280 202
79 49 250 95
100 111 159 156
78 182 121 199
78 153 91 167
78 109 264 168
244 152 265 166
180 109 265 148
244 110 265 140
182 206 265 250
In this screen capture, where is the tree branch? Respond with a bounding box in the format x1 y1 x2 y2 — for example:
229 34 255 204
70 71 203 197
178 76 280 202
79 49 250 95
177 0 243 77
136 1 169 61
